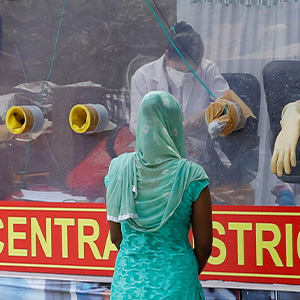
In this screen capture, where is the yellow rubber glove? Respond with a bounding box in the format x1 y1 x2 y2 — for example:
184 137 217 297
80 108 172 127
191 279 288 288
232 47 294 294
205 90 256 137
271 101 300 177
205 99 239 137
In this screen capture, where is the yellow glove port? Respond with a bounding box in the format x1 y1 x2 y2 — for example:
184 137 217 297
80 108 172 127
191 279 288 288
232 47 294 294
69 104 98 134
6 106 44 135
69 104 115 134
271 101 300 177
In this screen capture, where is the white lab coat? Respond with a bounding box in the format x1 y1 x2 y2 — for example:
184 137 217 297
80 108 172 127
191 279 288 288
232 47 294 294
130 54 229 135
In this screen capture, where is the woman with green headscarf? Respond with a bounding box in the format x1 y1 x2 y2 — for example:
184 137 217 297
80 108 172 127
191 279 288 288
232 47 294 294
105 90 212 299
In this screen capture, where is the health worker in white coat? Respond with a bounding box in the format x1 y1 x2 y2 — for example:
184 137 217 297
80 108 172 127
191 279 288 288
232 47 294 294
129 21 229 137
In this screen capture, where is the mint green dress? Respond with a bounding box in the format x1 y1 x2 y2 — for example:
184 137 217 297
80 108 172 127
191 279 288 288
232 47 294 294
110 179 208 300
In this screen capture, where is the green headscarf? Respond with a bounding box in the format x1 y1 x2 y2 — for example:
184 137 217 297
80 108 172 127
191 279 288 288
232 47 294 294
105 91 208 232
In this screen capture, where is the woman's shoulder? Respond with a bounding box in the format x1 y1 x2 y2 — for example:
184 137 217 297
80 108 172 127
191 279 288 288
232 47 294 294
110 152 136 169
188 158 209 178
185 159 205 171
111 152 136 163
106 152 137 185
185 179 209 202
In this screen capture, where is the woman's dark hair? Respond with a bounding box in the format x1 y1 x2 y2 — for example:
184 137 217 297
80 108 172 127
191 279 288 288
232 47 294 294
167 21 204 66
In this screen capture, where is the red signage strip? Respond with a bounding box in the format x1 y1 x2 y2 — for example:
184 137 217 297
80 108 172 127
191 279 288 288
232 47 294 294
0 202 300 286
0 201 116 276
201 205 300 285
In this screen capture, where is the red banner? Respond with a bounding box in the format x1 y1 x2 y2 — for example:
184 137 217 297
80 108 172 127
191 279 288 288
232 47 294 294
0 201 117 276
0 202 300 286
202 205 300 285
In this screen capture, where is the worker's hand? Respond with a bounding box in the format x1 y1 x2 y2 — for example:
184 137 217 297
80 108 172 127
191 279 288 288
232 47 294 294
271 101 300 177
205 99 240 137
205 90 255 138
183 110 206 136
